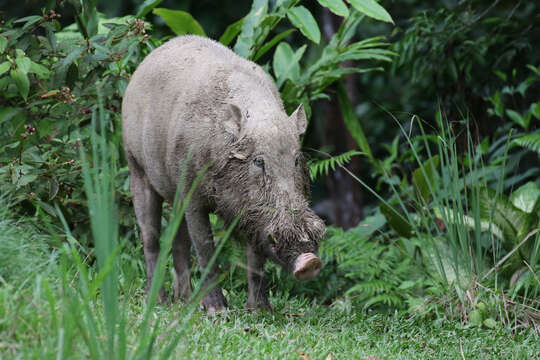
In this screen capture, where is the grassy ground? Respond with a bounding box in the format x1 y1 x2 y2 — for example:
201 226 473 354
178 296 539 359
0 211 538 359
1 281 538 359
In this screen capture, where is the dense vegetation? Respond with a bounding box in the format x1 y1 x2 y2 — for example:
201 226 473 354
0 0 538 358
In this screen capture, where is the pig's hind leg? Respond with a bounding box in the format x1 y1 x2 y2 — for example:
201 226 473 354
185 200 228 314
172 220 193 302
128 155 168 303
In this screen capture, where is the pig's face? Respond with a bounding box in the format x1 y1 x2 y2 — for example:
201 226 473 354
213 104 325 281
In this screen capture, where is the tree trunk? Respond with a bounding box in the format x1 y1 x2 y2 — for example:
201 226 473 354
317 9 365 229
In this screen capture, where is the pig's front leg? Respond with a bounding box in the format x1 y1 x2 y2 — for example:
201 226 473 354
185 200 227 314
246 239 272 312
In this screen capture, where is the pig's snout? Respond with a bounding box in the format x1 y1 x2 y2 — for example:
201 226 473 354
293 253 322 281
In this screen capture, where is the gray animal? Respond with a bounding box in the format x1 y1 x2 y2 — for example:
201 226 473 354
122 35 325 313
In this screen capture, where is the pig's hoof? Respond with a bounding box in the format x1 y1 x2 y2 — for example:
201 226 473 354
206 305 228 316
293 253 322 281
247 300 273 313
201 289 228 315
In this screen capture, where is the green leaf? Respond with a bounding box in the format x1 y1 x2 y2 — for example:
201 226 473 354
136 0 163 18
219 18 244 46
510 182 540 214
15 57 31 74
506 109 530 129
0 36 7 54
412 155 440 203
0 61 11 76
273 42 306 88
347 0 394 24
253 28 295 61
273 42 296 80
234 0 268 58
469 310 483 327
350 211 386 237
152 8 206 36
336 80 373 160
17 174 38 187
15 15 42 31
287 6 321 44
483 318 497 329
317 0 349 17
10 69 30 101
380 202 412 238
29 61 51 79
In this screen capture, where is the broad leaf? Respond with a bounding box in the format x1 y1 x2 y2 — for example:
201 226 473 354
506 109 530 129
0 61 10 76
15 57 31 74
273 42 296 80
412 155 440 203
219 18 244 46
347 0 394 24
10 69 29 101
234 0 268 58
273 42 306 87
136 0 163 18
287 6 321 44
380 202 412 238
153 8 206 36
0 36 7 54
510 181 540 214
350 212 386 237
29 61 50 79
317 0 349 17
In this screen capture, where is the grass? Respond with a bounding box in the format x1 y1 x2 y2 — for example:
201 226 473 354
0 201 537 359
1 280 538 359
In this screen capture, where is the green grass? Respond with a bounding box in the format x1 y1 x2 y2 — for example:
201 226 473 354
0 207 536 359
1 281 538 359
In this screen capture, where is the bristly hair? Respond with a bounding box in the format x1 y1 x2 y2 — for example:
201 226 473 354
208 138 325 265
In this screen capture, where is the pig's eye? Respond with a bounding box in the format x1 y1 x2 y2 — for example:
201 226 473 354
295 154 301 167
253 156 265 169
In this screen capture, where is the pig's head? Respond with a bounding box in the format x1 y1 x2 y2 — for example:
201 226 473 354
212 103 325 281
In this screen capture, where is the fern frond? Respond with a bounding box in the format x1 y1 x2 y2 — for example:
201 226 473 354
513 133 540 155
347 279 394 295
363 294 404 309
308 150 364 180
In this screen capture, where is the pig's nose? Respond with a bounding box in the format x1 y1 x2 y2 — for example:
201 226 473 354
293 253 322 281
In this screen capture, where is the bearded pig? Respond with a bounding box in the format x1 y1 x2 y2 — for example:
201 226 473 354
122 35 325 312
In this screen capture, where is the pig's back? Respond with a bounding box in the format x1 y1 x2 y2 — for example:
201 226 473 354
122 35 275 200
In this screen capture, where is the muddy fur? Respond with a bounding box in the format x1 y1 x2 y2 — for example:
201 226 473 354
210 138 325 269
122 35 325 309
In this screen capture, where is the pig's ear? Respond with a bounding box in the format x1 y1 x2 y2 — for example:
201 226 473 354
223 104 244 139
291 103 307 136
